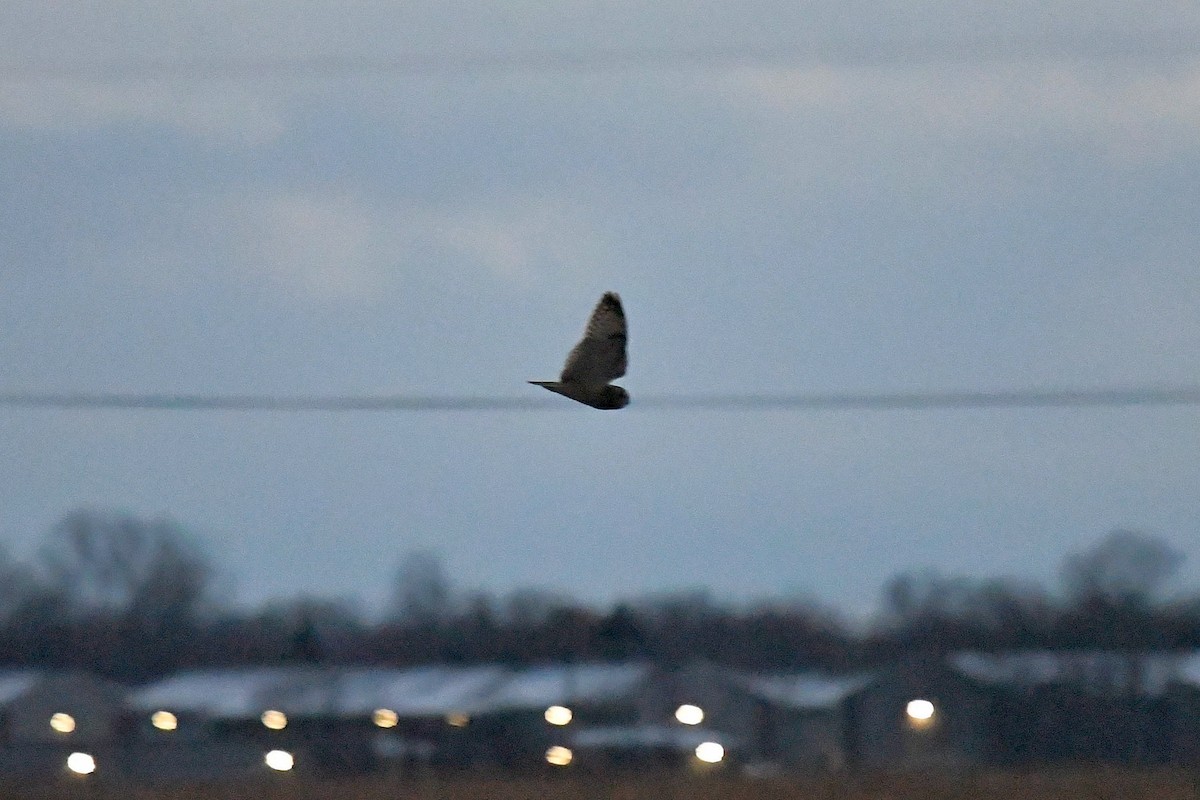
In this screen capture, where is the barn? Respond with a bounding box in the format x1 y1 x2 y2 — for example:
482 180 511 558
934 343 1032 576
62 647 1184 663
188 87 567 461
0 670 128 778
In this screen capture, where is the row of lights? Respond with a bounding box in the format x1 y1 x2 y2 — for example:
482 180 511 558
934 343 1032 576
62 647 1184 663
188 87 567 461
45 706 464 735
546 703 705 728
542 702 720 767
57 698 925 735
60 698 929 778
264 707 473 731
58 701 727 777
542 740 725 767
51 706 412 743
69 742 725 778
66 749 296 777
29 701 700 737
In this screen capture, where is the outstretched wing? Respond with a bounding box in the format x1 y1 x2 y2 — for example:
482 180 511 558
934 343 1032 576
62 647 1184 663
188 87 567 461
560 292 627 384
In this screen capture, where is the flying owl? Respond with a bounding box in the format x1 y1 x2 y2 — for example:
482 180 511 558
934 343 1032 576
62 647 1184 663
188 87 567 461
530 292 629 409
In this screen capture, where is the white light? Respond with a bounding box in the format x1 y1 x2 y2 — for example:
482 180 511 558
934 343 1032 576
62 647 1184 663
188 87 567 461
545 745 573 766
50 713 76 734
675 704 704 725
151 710 178 731
373 708 399 728
261 710 288 730
264 749 294 772
695 741 725 764
66 752 96 775
906 699 936 721
544 705 573 726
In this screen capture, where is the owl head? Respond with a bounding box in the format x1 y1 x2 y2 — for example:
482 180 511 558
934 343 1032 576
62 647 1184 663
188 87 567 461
595 385 630 410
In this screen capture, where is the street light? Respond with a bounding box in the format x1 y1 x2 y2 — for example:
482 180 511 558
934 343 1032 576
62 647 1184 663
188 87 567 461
373 708 399 728
50 713 76 734
544 705 573 726
261 710 288 730
906 699 936 730
66 752 96 775
265 749 294 771
151 710 178 731
545 745 573 766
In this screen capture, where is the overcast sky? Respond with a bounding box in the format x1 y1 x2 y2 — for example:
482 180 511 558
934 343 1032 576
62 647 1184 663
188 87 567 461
2 3 1199 617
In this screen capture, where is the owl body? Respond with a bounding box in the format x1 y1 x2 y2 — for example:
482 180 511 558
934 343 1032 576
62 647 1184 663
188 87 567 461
529 380 630 410
530 292 629 410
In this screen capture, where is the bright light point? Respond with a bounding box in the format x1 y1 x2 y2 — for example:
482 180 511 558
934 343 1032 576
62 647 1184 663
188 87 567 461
545 745 573 766
151 710 178 731
261 710 288 730
66 752 95 775
264 749 294 771
675 704 704 725
695 741 725 763
544 705 573 726
50 713 76 734
373 708 398 728
445 712 470 727
906 699 935 721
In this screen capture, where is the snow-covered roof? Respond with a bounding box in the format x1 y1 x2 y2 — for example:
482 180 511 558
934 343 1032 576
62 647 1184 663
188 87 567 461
133 663 644 720
0 671 42 706
372 665 507 716
131 665 508 719
128 652 1200 724
950 651 1182 696
729 671 873 710
131 667 310 718
1170 652 1200 689
471 663 652 713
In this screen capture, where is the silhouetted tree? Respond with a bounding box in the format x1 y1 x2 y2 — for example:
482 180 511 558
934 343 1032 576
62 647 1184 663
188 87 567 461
391 550 454 626
39 508 215 620
872 569 1056 658
0 546 70 667
1061 529 1183 609
595 604 647 660
498 588 575 627
2 509 1197 681
1057 529 1187 650
32 508 216 678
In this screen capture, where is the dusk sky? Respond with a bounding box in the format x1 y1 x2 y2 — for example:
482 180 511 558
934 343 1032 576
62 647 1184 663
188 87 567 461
3 3 1199 618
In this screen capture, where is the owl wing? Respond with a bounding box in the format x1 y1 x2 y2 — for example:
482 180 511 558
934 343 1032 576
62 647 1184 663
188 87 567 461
560 292 627 384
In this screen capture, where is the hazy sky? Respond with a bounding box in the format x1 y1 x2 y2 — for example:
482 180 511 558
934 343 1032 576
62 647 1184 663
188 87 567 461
3 3 1199 617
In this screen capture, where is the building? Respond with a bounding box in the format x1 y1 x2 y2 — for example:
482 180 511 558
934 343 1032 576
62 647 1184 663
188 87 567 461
843 656 996 769
455 662 659 767
127 664 508 777
725 670 874 770
950 650 1181 765
0 670 127 779
3 650 1198 781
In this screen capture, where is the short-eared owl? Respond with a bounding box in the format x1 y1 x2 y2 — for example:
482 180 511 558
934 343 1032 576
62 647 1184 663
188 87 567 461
530 292 629 410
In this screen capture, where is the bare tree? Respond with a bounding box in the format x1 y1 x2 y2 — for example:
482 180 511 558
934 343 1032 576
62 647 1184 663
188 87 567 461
875 569 1055 656
39 508 213 620
0 545 39 625
498 588 575 627
391 550 454 626
1061 529 1184 609
1055 529 1189 671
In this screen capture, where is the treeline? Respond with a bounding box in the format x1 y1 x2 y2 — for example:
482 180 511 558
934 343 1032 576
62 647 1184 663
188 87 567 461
1 509 1198 683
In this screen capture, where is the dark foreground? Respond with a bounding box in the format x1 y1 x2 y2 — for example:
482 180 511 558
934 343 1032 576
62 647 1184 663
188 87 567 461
9 768 1200 800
